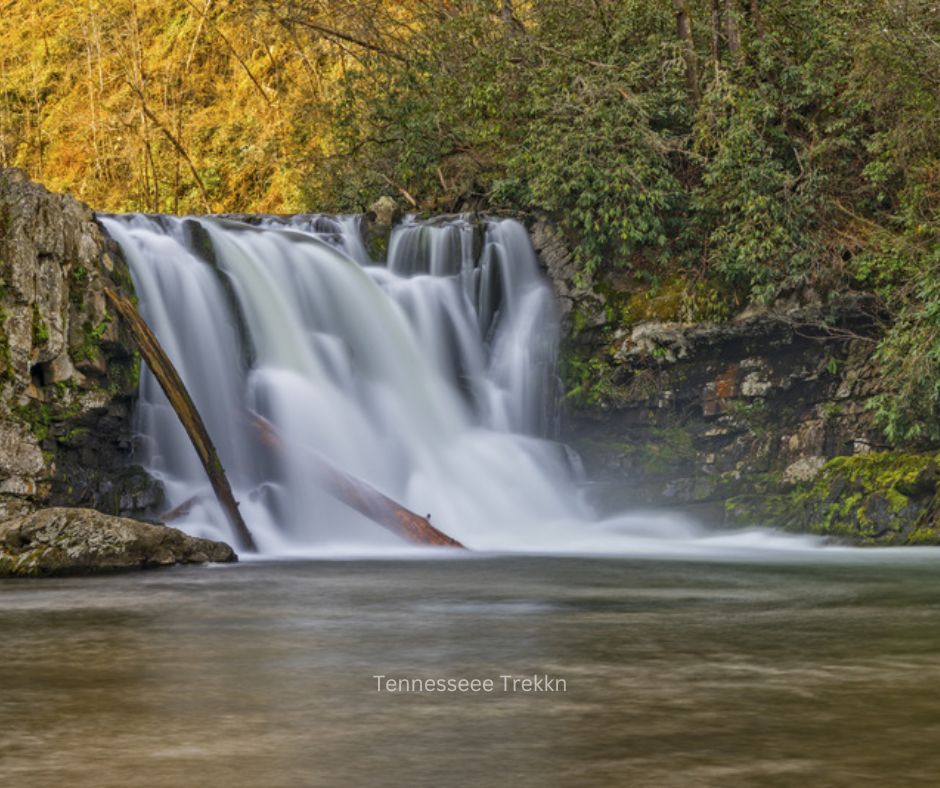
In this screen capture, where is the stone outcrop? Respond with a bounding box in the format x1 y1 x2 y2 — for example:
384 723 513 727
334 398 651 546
363 196 400 260
528 217 605 332
526 215 940 543
0 168 162 521
564 306 888 518
558 301 940 542
0 507 235 577
729 452 940 545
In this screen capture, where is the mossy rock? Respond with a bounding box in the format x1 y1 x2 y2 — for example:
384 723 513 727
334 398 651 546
0 507 236 577
727 452 940 544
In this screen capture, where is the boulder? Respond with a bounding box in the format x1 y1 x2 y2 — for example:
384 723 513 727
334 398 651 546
368 195 400 227
363 196 401 261
0 507 236 577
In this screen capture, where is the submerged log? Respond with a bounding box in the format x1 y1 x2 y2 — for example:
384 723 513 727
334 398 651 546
104 288 258 552
159 494 201 523
250 414 464 549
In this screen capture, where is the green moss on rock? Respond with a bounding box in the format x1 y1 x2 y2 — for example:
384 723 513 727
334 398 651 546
726 452 940 544
31 303 50 346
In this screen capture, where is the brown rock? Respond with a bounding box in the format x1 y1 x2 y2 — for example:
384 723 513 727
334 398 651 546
368 195 400 227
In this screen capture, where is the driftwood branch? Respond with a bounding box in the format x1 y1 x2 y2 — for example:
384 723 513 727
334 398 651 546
104 288 257 552
250 413 464 548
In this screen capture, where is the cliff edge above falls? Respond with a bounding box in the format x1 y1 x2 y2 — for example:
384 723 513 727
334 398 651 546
0 168 161 523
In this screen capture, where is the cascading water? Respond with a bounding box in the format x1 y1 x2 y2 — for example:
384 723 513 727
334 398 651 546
100 213 818 557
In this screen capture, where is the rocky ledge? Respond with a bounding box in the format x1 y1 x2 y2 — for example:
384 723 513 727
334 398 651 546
0 508 236 577
520 213 940 544
560 301 940 544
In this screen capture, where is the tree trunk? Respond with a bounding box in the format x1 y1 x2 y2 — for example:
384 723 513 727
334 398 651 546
711 0 722 73
724 0 742 58
250 414 464 549
104 288 257 552
672 0 700 102
750 0 765 38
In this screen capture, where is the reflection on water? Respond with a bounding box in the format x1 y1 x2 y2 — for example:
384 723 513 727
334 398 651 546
3 556 940 787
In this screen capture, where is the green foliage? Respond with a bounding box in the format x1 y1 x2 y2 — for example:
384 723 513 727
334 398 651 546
14 401 54 443
868 247 940 443
69 265 88 307
73 319 110 363
504 4 686 277
5 0 940 442
561 351 616 408
31 304 50 346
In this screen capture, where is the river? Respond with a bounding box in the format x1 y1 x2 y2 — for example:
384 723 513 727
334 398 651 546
3 553 940 786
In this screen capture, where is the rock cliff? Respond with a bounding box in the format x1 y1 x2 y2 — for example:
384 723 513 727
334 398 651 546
531 218 940 544
0 169 161 522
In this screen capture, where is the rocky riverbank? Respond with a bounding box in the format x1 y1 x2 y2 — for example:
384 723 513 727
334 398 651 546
0 507 235 577
0 169 216 576
528 218 940 544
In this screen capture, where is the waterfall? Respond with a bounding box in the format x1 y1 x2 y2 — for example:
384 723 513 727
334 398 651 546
98 214 581 553
99 213 819 556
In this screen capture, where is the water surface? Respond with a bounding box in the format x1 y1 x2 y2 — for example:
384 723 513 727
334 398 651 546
3 555 940 787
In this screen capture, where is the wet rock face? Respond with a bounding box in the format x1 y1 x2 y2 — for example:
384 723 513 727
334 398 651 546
563 307 893 528
0 508 235 577
527 227 940 542
0 168 161 520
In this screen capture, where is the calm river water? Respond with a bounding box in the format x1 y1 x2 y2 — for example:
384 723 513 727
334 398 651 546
3 553 940 787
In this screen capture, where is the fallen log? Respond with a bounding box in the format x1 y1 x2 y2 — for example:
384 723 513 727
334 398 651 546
250 413 464 548
159 494 202 523
104 288 258 552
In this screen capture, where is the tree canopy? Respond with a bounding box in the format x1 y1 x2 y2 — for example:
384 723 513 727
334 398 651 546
2 0 939 439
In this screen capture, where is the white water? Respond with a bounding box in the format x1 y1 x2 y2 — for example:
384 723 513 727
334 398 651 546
100 213 827 558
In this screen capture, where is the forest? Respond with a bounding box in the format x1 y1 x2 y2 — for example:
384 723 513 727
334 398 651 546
2 0 939 441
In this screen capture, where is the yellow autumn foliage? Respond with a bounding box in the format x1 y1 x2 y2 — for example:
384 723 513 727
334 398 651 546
0 0 367 213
